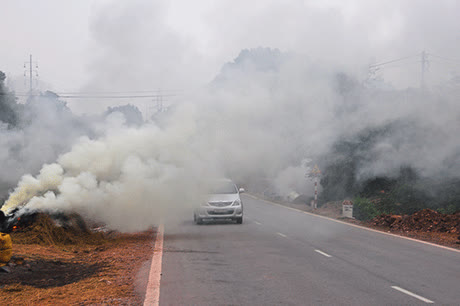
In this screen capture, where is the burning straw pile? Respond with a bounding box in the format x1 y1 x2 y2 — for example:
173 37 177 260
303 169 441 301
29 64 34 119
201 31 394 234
5 212 108 246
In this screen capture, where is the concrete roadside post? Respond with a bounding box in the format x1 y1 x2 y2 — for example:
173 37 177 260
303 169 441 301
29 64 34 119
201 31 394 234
310 165 321 209
342 200 353 218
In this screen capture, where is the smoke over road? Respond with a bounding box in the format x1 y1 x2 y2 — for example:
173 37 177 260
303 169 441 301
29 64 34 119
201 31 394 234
1 1 460 230
3 49 459 231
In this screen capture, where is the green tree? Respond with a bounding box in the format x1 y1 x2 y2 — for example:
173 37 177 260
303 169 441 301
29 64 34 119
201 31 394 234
0 71 19 127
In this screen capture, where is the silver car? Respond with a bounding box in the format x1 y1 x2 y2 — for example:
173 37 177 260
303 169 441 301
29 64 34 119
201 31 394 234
194 179 244 224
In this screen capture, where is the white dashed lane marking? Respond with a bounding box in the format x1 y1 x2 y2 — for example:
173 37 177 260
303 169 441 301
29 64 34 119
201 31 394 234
391 286 434 304
315 249 332 258
277 232 287 238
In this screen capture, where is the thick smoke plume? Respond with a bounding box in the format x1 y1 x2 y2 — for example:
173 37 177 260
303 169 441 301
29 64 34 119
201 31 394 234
3 46 460 230
2 108 218 231
2 1 460 230
0 85 95 201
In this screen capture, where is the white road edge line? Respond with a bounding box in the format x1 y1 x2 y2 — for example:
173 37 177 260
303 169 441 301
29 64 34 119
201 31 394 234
245 194 460 254
254 221 262 225
277 232 287 238
144 224 165 306
315 249 332 258
391 286 434 303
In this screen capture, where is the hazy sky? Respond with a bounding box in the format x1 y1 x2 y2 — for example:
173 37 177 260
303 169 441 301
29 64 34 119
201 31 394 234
1 0 459 96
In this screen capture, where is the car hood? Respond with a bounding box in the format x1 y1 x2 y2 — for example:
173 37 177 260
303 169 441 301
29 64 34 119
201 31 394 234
207 193 240 203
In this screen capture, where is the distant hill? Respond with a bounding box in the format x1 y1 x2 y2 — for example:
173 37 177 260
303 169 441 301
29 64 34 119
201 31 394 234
212 47 288 85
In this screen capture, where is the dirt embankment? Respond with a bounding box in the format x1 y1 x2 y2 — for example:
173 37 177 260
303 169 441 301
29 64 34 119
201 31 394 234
366 209 460 248
0 213 156 305
368 209 459 233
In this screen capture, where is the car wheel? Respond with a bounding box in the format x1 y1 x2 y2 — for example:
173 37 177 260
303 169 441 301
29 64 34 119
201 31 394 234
195 215 203 225
236 217 243 224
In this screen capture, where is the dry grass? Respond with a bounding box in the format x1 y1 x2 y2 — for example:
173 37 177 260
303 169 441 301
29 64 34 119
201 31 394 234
0 214 156 305
11 213 108 246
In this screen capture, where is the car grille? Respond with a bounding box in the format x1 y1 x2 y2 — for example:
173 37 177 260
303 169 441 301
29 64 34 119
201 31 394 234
208 201 233 207
208 209 234 215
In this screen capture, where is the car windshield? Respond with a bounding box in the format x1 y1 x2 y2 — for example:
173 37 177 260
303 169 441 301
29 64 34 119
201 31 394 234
209 181 237 194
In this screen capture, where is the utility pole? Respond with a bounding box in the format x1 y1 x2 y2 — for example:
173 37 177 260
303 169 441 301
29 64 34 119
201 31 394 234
421 50 427 89
156 89 163 113
24 54 38 94
29 55 32 93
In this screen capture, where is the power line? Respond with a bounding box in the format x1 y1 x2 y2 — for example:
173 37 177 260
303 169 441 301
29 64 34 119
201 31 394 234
367 51 460 89
54 89 182 95
10 92 181 99
369 54 420 68
428 59 460 67
373 60 421 70
57 94 178 99
427 53 460 63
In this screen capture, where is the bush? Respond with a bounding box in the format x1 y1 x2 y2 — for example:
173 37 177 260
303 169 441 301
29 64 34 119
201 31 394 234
353 197 379 220
377 184 432 215
437 205 458 215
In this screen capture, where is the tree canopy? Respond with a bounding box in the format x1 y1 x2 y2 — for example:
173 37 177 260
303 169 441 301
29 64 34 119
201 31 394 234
0 71 19 128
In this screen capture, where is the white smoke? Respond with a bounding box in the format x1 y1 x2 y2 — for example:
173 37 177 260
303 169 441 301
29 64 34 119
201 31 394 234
2 1 460 230
4 48 460 232
0 94 95 200
3 53 330 231
3 110 215 232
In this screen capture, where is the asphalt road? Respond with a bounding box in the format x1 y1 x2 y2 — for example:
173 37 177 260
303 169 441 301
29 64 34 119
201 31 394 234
158 194 460 305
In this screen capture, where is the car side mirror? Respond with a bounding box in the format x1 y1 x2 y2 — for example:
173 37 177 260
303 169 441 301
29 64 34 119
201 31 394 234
239 188 245 193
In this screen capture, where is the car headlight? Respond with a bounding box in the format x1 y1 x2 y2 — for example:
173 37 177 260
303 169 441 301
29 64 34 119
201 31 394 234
201 202 210 207
232 200 241 206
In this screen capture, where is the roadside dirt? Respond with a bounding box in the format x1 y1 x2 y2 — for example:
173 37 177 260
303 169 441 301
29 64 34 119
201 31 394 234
0 214 156 305
365 209 460 249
